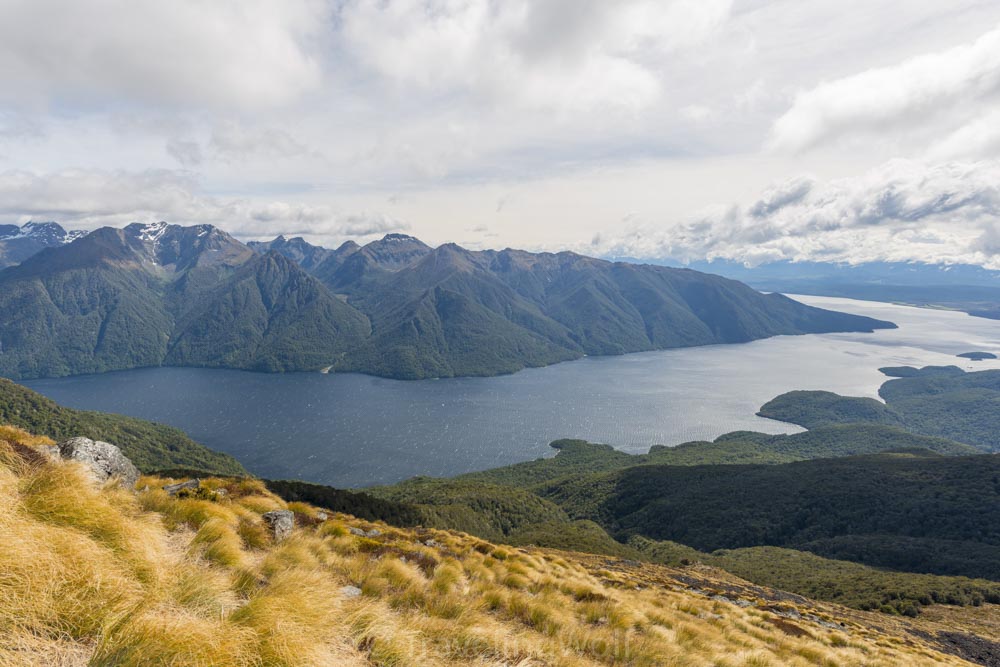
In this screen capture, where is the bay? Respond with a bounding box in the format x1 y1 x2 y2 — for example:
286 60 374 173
23 296 1000 487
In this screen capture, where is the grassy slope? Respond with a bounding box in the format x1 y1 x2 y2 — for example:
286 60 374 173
0 425 983 667
374 429 996 618
629 537 1000 617
0 378 246 475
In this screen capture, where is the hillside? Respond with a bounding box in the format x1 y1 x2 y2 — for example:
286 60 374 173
537 451 1000 580
0 225 893 382
452 424 979 489
0 378 246 475
0 424 987 667
369 391 995 618
280 236 897 380
0 223 369 379
760 366 1000 451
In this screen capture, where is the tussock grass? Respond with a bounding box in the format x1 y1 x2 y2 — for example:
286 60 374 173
0 426 983 666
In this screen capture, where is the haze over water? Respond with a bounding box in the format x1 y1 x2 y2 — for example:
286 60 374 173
24 296 1000 487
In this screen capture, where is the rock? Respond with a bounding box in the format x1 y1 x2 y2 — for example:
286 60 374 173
57 437 140 488
163 479 200 495
366 528 381 537
424 539 441 548
349 527 366 536
262 510 295 542
340 585 362 598
316 511 328 521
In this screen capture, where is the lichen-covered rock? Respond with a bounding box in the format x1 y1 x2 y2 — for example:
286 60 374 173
262 510 295 542
57 437 140 488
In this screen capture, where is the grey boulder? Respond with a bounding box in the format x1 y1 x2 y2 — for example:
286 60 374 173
262 510 295 542
57 437 140 488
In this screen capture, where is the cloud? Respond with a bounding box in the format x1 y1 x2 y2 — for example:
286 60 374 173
0 168 408 244
165 139 203 167
208 120 315 162
769 24 1000 153
336 0 731 112
0 0 323 111
594 159 1000 268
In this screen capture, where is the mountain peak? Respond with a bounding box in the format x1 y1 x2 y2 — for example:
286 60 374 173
0 221 87 269
126 221 170 243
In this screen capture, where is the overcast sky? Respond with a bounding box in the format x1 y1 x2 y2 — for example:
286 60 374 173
2 0 1000 266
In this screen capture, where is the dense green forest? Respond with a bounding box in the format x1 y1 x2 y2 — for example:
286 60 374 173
455 424 978 489
760 366 1000 451
535 451 1000 580
0 378 245 475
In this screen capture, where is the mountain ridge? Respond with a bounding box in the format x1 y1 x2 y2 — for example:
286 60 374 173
0 223 894 381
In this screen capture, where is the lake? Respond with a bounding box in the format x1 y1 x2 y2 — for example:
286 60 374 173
23 295 1000 487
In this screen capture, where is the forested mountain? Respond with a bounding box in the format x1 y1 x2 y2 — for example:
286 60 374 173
0 221 86 269
0 223 892 380
0 222 369 378
248 231 895 379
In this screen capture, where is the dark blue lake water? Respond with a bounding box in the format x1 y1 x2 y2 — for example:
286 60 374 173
23 296 1000 487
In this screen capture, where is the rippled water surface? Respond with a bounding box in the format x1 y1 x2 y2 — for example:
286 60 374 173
23 296 1000 487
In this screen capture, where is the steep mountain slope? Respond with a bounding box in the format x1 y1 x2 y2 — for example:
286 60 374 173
312 233 432 294
0 223 369 378
0 221 86 269
248 234 335 272
2 224 893 381
0 426 982 667
312 239 895 379
166 252 370 372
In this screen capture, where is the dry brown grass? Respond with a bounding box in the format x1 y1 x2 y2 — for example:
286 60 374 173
0 426 989 666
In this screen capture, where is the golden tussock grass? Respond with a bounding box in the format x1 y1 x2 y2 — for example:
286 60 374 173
0 427 988 666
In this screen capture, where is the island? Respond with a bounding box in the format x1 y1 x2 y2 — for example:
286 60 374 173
957 351 997 361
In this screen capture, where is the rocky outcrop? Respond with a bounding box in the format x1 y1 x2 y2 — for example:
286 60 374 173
163 479 200 495
262 510 295 542
57 437 140 488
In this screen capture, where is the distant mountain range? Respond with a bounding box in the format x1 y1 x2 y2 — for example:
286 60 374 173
645 258 1000 320
0 224 893 380
0 221 87 269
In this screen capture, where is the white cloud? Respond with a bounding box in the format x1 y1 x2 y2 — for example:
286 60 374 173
770 23 1000 153
336 0 731 112
208 120 315 162
0 168 408 244
0 0 323 110
595 159 1000 268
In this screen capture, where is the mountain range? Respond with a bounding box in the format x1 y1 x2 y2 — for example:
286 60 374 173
0 221 87 269
659 258 1000 320
0 224 893 380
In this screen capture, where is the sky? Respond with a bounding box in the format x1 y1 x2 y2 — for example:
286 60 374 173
2 0 1000 267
